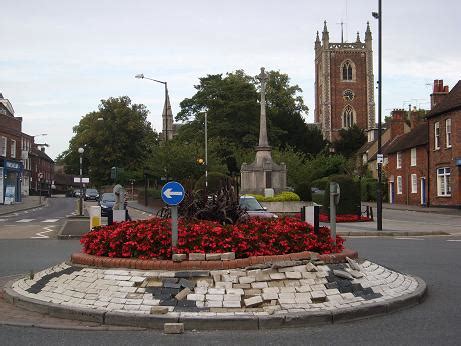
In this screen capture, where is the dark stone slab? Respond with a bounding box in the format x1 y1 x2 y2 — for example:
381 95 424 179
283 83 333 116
145 287 162 296
179 278 195 290
163 282 181 289
159 298 177 306
161 288 181 296
26 266 80 294
162 278 179 284
176 300 198 307
351 283 364 292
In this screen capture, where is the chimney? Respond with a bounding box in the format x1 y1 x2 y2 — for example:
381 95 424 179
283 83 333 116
40 147 45 152
390 109 406 138
430 79 450 109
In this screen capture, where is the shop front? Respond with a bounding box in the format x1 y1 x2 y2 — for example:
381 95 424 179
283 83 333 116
0 158 23 204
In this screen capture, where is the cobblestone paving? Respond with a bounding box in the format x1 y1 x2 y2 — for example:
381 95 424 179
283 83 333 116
10 258 419 317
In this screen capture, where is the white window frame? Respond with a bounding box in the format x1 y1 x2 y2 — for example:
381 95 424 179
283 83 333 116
410 148 416 166
411 174 417 194
446 118 452 148
396 152 402 169
434 122 440 149
437 167 451 197
397 176 403 194
0 136 6 157
10 139 16 158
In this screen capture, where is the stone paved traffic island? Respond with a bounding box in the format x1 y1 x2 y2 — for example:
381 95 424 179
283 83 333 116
3 250 427 330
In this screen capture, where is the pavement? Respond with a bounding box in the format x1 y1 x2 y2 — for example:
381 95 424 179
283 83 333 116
2 257 426 330
0 196 46 216
362 201 461 216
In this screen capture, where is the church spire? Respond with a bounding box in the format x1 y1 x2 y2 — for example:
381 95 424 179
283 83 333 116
322 21 329 43
365 21 372 41
356 31 361 43
315 30 321 50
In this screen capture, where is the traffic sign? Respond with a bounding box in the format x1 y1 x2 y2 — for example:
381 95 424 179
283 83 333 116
161 181 185 206
377 154 384 164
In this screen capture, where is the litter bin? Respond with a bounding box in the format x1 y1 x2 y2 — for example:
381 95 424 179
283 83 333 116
88 206 102 230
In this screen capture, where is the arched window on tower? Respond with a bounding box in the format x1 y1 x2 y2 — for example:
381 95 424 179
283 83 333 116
343 105 355 128
342 60 353 81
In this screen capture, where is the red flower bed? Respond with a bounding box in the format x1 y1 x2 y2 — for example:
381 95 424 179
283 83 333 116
319 213 372 223
80 217 344 260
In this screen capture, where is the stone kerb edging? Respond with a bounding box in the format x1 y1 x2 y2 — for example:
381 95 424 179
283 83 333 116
70 249 359 270
3 276 427 330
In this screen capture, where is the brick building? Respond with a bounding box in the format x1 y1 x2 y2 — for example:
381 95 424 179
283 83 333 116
426 80 461 208
0 93 54 203
384 110 428 206
314 21 375 142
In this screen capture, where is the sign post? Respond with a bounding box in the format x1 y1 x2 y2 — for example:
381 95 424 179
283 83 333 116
161 181 185 249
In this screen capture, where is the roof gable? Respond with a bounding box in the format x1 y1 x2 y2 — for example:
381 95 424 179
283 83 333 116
426 80 461 118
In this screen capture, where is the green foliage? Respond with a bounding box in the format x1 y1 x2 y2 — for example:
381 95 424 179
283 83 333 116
360 178 378 201
57 96 157 186
175 70 325 157
311 177 330 190
332 125 367 158
294 182 312 201
194 171 232 194
322 175 361 215
305 154 348 182
247 192 300 202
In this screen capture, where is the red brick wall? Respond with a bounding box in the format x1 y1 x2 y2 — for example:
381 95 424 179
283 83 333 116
0 114 23 160
387 146 428 205
329 51 368 141
428 110 461 207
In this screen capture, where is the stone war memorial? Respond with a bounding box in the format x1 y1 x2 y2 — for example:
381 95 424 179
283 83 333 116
240 67 287 196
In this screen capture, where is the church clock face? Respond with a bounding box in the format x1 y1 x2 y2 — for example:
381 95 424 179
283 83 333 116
343 89 355 101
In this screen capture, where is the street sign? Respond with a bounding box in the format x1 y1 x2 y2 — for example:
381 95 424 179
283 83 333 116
161 181 185 206
74 177 89 183
377 154 384 164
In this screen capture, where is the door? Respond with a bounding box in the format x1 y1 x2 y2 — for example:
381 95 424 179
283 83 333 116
421 178 426 206
389 182 395 204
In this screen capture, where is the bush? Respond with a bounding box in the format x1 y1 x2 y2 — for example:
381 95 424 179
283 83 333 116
248 192 300 202
322 175 361 215
194 172 231 193
311 177 330 190
138 187 162 200
360 178 387 202
295 182 312 201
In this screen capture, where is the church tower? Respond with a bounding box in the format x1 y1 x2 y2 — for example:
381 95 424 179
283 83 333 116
314 21 375 142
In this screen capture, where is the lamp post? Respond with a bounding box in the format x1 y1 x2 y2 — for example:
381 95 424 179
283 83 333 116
78 147 84 216
372 0 382 231
135 73 169 141
204 111 208 192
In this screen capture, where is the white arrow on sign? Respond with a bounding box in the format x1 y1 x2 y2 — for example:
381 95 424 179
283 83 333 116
163 188 184 199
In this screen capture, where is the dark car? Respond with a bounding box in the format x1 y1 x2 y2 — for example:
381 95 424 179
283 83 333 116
239 195 278 219
84 188 100 201
98 193 116 217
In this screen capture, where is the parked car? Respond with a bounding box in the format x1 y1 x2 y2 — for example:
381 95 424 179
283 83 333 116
239 195 278 219
98 193 116 217
84 188 100 201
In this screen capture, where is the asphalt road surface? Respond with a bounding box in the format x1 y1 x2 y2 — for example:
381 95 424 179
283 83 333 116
1 235 461 345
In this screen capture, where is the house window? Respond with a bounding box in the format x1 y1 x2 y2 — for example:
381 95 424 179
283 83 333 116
342 105 354 128
411 174 417 193
10 139 16 158
446 118 452 148
342 60 353 81
0 136 6 157
411 148 416 166
397 176 403 194
437 167 451 196
434 122 440 149
396 152 402 169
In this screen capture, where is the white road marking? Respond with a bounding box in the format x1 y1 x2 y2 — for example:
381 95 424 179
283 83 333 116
447 240 461 242
0 219 7 222
42 219 59 223
31 226 55 239
16 219 35 223
394 237 424 240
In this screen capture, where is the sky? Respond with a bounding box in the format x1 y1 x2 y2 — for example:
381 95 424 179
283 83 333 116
1 0 460 160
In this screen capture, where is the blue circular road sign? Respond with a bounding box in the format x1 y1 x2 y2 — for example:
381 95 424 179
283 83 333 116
161 181 185 206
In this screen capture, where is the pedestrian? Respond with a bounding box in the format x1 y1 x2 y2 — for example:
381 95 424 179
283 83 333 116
113 183 131 221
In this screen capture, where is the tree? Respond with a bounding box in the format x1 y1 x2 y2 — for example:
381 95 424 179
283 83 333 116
332 125 367 158
57 96 157 186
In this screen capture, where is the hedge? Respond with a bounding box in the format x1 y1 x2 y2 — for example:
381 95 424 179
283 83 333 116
322 175 361 215
194 172 231 193
295 181 312 201
248 191 301 202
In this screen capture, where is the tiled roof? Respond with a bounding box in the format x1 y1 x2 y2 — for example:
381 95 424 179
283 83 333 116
426 80 461 118
384 123 428 155
357 140 375 154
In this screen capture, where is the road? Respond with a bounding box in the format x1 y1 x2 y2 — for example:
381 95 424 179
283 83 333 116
0 197 151 239
1 235 461 345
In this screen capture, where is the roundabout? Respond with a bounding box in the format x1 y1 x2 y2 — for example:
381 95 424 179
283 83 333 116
4 248 426 330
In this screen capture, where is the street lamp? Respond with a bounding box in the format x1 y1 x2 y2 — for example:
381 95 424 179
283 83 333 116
373 1 383 231
204 111 208 192
135 73 170 141
78 147 84 216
